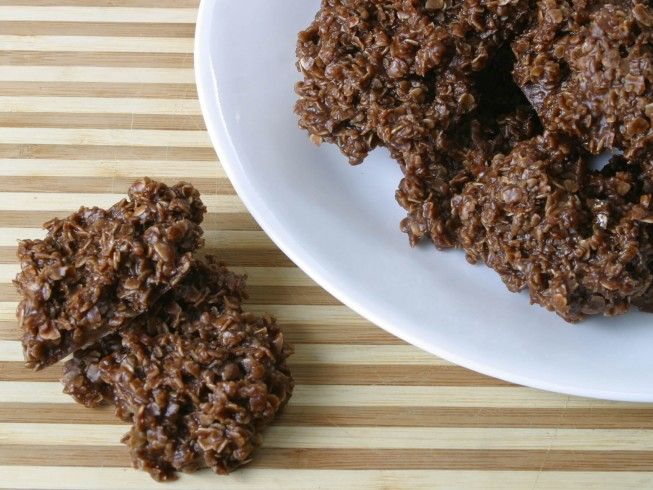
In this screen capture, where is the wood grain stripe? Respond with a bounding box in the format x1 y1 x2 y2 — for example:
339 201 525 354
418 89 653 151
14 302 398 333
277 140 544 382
0 128 210 146
0 321 398 345
2 446 653 472
0 21 196 38
0 66 195 83
3 404 653 429
1 467 653 490
0 97 201 114
0 302 368 325
0 265 315 286
0 158 218 176
0 211 257 230
0 144 215 160
0 113 205 130
0 193 243 212
2 423 653 451
6 446 653 471
0 35 193 53
0 0 198 6
0 228 264 250
0 7 198 23
0 342 440 365
0 247 294 267
0 81 198 98
0 175 230 193
0 284 337 305
0 265 309 285
0 362 507 386
1 382 648 408
0 51 194 68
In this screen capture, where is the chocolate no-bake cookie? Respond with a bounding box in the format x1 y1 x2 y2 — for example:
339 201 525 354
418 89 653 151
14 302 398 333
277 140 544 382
62 257 294 481
15 178 205 369
295 0 532 165
512 0 653 158
453 133 653 322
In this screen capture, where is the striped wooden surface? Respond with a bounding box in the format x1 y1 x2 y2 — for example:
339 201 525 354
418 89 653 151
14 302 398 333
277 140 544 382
1 2 653 489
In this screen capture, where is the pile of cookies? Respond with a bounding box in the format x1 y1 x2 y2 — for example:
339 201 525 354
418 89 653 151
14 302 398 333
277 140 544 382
295 0 653 322
15 178 294 480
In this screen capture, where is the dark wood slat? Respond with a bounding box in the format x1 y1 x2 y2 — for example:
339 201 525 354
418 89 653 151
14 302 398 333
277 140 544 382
0 362 510 386
0 144 215 160
0 21 195 37
0 176 229 194
1 446 653 471
3 403 653 429
0 82 198 99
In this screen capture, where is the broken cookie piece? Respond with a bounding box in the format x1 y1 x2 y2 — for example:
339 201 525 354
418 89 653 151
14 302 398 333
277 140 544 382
62 257 294 481
15 178 206 369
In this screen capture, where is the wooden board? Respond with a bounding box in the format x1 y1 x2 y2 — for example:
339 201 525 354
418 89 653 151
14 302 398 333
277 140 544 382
1 2 653 489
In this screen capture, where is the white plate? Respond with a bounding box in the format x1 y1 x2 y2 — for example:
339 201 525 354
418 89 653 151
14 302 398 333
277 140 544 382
195 0 653 402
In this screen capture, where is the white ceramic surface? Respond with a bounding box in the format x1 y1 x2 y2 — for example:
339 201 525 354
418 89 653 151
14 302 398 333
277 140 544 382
195 0 653 402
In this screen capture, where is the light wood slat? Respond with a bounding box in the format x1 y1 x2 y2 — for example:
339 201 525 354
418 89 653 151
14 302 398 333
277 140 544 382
0 0 199 6
0 66 195 83
230 267 316 287
0 159 219 177
244 305 369 326
0 265 16 282
0 341 450 366
288 344 451 366
0 128 210 147
1 467 653 490
0 341 21 361
0 193 244 212
0 7 198 23
0 301 18 322
0 97 201 114
0 35 193 53
1 382 648 408
3 423 653 451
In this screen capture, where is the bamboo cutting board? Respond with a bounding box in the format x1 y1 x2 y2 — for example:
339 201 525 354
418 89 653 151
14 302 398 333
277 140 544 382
1 2 653 489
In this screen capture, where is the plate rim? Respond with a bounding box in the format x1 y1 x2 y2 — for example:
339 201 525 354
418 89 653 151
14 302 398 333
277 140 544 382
194 0 653 403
